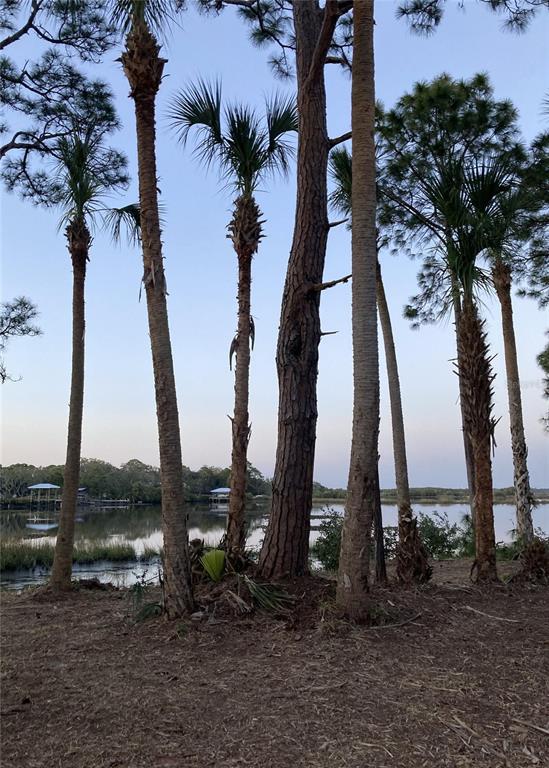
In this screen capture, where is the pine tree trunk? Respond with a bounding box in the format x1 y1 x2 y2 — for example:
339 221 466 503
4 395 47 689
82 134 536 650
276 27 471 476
376 261 431 583
121 21 194 617
226 195 261 559
258 1 331 579
492 258 535 545
50 218 89 590
456 298 498 582
336 0 378 620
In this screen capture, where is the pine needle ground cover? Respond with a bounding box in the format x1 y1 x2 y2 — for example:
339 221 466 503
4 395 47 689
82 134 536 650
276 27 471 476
1 561 548 768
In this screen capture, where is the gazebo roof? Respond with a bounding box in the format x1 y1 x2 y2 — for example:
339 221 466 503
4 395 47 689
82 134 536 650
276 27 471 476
28 483 61 490
210 487 230 494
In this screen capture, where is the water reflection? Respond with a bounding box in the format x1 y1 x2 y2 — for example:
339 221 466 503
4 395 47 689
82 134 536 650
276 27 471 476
1 501 547 591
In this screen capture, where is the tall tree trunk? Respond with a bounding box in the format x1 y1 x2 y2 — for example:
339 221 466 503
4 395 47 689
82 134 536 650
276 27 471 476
456 298 498 582
50 217 90 590
121 21 194 617
336 0 378 620
226 194 262 559
492 258 535 545
376 260 431 583
452 278 476 524
258 0 334 579
373 464 387 584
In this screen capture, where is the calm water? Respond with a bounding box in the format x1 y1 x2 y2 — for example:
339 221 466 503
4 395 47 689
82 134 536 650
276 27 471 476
1 501 548 590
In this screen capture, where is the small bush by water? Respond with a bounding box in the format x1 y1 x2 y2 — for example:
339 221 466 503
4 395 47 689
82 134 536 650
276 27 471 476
0 539 160 572
311 509 513 572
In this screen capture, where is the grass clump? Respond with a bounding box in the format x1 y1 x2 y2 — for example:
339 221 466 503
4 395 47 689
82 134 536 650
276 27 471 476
0 541 55 571
73 542 135 564
0 539 149 572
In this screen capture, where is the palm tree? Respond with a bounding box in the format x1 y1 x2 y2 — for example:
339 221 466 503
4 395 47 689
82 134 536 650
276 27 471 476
113 0 194 617
169 81 297 561
336 0 378 620
490 134 549 544
329 146 431 584
417 157 506 580
49 123 130 589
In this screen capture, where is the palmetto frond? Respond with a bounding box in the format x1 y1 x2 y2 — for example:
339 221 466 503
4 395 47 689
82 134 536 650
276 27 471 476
328 147 352 218
111 0 185 36
52 120 129 231
264 93 298 179
103 203 141 246
169 80 297 195
168 79 223 168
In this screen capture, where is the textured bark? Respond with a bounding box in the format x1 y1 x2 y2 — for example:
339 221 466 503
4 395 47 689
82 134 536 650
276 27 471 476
258 1 333 579
456 299 498 582
373 465 387 584
336 0 378 620
121 20 194 617
493 259 535 545
452 281 476 525
50 218 90 591
376 261 431 583
226 195 262 559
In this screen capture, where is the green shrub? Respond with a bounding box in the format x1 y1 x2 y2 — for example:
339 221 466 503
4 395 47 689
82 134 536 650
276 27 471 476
311 510 342 571
417 511 463 559
383 526 398 559
312 512 403 572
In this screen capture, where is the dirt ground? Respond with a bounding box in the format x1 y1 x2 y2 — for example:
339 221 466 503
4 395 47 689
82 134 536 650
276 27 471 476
1 559 548 768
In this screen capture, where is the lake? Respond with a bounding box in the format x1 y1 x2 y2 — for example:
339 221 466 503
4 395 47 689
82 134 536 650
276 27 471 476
1 501 548 590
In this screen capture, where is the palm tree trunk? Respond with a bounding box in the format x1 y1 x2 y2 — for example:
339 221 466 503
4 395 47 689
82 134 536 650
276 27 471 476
452 278 476 524
258 0 332 579
226 194 262 559
50 217 90 590
121 21 194 617
492 258 535 545
376 260 431 583
456 298 498 582
336 0 378 620
373 464 387 584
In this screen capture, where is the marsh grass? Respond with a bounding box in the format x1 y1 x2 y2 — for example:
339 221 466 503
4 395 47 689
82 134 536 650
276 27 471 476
0 539 161 572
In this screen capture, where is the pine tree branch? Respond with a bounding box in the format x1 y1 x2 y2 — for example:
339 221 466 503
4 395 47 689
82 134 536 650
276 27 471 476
310 273 352 292
304 0 340 90
0 0 42 50
329 131 352 148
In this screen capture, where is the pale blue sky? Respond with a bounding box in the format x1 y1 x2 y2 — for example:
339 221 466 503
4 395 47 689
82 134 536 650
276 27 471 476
1 1 548 488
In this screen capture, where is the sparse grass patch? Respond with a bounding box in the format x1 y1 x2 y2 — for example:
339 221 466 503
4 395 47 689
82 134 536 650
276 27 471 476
0 539 155 572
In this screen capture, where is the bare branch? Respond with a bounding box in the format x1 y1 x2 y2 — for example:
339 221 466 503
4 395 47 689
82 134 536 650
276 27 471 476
304 0 340 89
329 130 352 148
0 0 42 50
328 218 349 228
310 273 352 292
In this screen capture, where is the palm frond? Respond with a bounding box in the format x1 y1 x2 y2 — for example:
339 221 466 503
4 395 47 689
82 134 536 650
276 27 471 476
103 203 141 246
263 92 298 179
223 103 266 194
169 79 297 195
168 79 224 169
328 147 352 218
52 120 129 231
111 0 185 37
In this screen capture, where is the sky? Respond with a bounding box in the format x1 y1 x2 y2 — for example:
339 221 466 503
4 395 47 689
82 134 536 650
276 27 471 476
1 1 548 489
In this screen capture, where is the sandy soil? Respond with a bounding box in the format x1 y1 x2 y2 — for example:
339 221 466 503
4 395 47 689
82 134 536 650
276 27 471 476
1 560 548 768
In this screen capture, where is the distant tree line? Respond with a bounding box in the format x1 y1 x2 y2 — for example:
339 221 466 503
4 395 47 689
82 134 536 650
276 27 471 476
0 459 271 506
